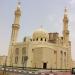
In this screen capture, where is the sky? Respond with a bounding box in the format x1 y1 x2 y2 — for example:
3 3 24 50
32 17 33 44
0 0 75 60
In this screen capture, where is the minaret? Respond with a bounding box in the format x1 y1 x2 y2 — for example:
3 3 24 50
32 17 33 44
63 8 69 47
7 2 21 66
63 8 72 69
10 2 21 45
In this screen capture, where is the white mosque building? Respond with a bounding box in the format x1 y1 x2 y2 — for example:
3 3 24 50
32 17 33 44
7 2 73 69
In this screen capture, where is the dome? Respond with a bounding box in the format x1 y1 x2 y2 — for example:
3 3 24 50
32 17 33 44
33 27 49 41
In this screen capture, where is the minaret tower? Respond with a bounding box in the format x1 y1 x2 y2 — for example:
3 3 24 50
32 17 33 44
7 2 21 66
63 8 69 47
10 2 21 45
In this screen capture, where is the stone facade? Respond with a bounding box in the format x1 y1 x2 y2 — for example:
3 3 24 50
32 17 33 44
9 34 71 69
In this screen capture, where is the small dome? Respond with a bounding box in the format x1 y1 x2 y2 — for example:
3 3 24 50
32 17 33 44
33 27 49 41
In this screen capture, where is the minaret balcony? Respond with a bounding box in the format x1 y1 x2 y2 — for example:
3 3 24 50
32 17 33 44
12 24 20 29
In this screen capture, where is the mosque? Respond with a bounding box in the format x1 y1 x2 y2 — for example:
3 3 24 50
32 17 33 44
7 2 72 69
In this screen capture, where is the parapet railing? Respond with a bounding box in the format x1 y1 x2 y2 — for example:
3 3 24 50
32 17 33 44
0 65 73 75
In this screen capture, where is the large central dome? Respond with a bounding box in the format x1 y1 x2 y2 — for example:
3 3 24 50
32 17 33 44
32 27 49 41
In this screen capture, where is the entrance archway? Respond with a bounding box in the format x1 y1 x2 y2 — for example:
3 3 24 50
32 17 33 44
43 63 47 69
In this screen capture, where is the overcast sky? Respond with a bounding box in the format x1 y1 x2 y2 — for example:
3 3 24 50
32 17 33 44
0 0 75 60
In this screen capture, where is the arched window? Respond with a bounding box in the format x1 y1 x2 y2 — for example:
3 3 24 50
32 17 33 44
22 56 28 64
22 56 25 64
45 38 46 41
60 51 63 69
64 52 66 56
15 48 19 55
64 52 66 69
54 50 57 68
22 47 26 55
15 56 18 64
41 38 43 41
54 51 57 54
36 38 38 41
61 51 63 54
